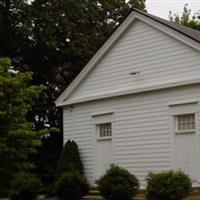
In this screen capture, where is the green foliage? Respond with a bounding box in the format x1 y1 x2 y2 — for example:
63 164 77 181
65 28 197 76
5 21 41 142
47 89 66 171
98 165 139 200
33 128 62 194
27 0 146 134
146 170 192 200
54 171 89 200
169 4 200 31
0 0 146 131
0 57 44 196
9 172 41 200
0 0 146 192
56 140 83 177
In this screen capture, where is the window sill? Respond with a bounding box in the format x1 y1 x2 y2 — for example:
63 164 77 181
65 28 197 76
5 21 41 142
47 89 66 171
97 137 112 141
176 130 195 134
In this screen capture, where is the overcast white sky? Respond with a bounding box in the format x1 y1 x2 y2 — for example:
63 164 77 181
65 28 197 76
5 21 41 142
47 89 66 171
146 0 200 19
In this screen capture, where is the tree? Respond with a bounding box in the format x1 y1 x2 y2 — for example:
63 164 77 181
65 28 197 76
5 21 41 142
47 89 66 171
24 0 146 188
0 0 146 191
32 128 62 192
0 58 44 196
0 0 146 130
169 4 200 31
25 0 146 130
0 0 31 64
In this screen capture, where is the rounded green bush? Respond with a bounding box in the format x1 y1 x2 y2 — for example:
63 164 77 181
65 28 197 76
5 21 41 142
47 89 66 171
146 170 192 200
9 172 41 200
98 165 139 200
54 171 89 200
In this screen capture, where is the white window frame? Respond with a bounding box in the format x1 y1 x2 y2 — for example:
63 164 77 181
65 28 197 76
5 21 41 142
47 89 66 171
97 122 112 140
175 113 196 134
91 111 114 141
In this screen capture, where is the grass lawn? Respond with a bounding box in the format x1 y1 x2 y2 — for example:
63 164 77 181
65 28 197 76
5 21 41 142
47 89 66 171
1 195 200 200
40 198 200 200
186 196 200 200
134 195 200 200
39 195 200 200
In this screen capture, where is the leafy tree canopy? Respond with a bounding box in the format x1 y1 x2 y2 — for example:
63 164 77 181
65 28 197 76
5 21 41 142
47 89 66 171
169 4 200 31
0 0 146 191
0 0 146 129
0 57 44 196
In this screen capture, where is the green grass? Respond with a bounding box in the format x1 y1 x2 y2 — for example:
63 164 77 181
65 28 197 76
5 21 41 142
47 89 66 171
186 195 200 200
132 194 200 200
40 195 200 200
134 195 200 200
1 195 200 200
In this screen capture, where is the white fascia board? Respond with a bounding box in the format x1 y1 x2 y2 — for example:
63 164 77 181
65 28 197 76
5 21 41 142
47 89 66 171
55 11 137 106
57 77 200 107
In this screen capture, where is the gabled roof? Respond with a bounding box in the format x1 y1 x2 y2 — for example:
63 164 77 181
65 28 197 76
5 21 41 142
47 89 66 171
55 9 200 107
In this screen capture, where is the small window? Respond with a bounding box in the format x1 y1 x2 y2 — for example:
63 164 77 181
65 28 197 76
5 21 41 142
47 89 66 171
99 123 112 138
175 114 195 133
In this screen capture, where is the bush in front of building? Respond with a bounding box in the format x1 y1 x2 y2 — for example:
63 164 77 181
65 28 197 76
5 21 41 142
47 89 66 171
9 172 41 200
98 165 139 200
54 170 89 200
146 170 192 200
56 140 83 178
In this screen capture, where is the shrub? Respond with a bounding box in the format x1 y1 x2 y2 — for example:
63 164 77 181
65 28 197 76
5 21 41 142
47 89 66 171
54 170 89 200
56 140 83 177
146 170 192 200
9 172 41 200
98 165 139 200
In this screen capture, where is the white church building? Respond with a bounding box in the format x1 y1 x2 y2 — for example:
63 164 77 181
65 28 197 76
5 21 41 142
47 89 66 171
56 9 200 186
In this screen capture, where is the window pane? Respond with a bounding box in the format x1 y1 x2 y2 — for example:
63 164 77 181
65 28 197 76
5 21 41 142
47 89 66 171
176 114 195 131
99 123 112 138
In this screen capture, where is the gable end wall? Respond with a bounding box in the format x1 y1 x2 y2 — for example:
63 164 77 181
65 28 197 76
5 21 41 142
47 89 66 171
68 20 200 102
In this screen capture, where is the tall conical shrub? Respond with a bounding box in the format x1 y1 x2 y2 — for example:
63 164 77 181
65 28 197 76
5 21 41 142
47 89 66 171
56 140 83 177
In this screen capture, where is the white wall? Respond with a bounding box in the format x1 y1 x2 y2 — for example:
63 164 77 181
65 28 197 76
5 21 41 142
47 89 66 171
63 84 200 185
68 19 200 102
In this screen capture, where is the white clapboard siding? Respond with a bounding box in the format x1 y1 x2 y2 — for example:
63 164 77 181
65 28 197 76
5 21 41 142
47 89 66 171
63 84 200 184
68 19 200 102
